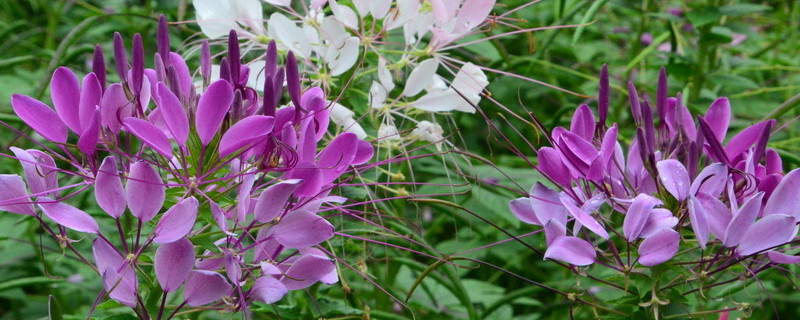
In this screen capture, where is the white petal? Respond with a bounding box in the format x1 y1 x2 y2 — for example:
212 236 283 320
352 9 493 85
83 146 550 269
378 58 394 92
193 0 236 39
403 59 439 97
268 13 310 58
369 0 392 19
329 37 360 76
369 81 387 109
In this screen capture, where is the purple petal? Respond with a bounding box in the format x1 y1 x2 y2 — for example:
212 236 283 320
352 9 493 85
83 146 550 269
101 264 138 308
123 117 173 158
623 194 662 241
281 253 336 290
236 173 255 223
153 197 198 244
196 80 234 145
640 208 678 239
723 192 763 247
155 237 195 292
724 120 772 161
767 251 800 264
77 106 101 154
352 140 374 165
318 132 358 183
26 150 57 196
37 197 99 233
570 104 595 141
126 161 165 222
218 115 275 158
156 82 189 146
50 67 82 133
100 83 132 133
705 97 731 143
11 94 67 143
252 276 288 304
763 168 800 219
9 147 48 196
690 163 728 197
543 236 595 266
184 270 231 306
169 53 193 99
656 159 690 201
95 156 126 218
529 182 567 225
687 194 710 249
274 209 334 248
537 147 571 187
638 228 679 266
737 214 797 256
210 201 233 235
509 197 539 225
78 72 102 130
695 192 731 239
290 162 324 197
0 174 36 215
254 179 302 223
543 218 567 246
93 238 125 274
560 195 609 239
766 149 782 174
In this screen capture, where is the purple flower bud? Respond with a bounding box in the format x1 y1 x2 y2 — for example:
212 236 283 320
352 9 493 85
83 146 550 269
132 34 144 95
228 30 240 86
286 52 302 118
155 237 195 292
598 64 609 125
628 81 642 125
201 39 211 83
113 32 128 84
265 40 278 78
93 44 106 91
219 57 231 83
157 15 170 69
656 67 667 122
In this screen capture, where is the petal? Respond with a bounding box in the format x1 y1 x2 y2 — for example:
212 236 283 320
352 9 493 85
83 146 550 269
687 195 710 249
195 80 234 145
93 238 125 273
0 174 36 215
153 197 199 244
78 73 102 130
11 94 67 143
656 159 690 201
529 182 567 225
454 0 495 33
537 147 572 187
640 208 678 239
705 97 731 143
155 237 195 292
560 195 609 239
77 106 101 155
102 264 138 308
123 117 173 158
623 194 662 241
50 67 82 133
281 253 336 290
543 218 567 246
100 83 132 133
767 251 800 264
638 228 680 266
9 147 48 196
251 277 288 304
184 270 231 306
763 168 800 219
509 197 539 225
737 214 798 256
543 236 595 266
290 162 324 197
318 133 358 183
274 209 334 248
723 192 764 247
690 163 728 197
402 59 439 97
218 115 275 158
156 82 189 146
254 179 302 223
38 197 99 233
724 120 772 161
126 161 165 222
695 192 731 239
570 104 595 141
95 156 126 218
352 140 374 165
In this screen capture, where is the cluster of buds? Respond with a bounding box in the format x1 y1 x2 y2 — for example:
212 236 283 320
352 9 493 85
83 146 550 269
0 15 373 318
510 66 800 313
193 0 515 148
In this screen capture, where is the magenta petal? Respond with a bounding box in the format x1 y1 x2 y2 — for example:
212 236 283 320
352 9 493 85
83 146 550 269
274 209 334 248
638 228 679 266
210 201 233 235
93 238 125 274
9 147 48 196
155 237 195 292
38 197 99 234
560 196 609 239
218 115 275 158
252 276 288 304
153 197 198 244
169 52 193 98
543 219 567 246
723 192 763 247
26 150 57 196
724 120 771 160
767 251 800 264
351 140 374 165
318 133 358 183
569 104 595 141
543 236 595 266
77 106 101 155
196 79 234 145
100 83 132 133
281 253 336 290
623 194 662 241
509 197 539 225
0 174 36 215
291 162 324 197
254 179 302 223
705 97 731 143
95 156 126 218
101 264 139 308
126 161 165 222
156 82 189 146
78 73 102 130
656 159 690 201
529 183 567 225
737 214 797 256
687 195 710 249
11 94 67 143
50 67 82 133
763 168 800 219
124 117 172 158
537 147 572 187
184 270 231 306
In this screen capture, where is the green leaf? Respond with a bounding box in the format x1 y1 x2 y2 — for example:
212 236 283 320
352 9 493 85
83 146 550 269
685 7 722 28
48 295 63 320
703 26 733 44
709 74 759 91
0 276 60 292
719 4 771 16
101 315 139 320
572 0 609 44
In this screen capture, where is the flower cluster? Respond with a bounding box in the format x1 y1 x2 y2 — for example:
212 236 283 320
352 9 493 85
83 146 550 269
0 16 373 318
511 66 800 270
193 0 503 147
